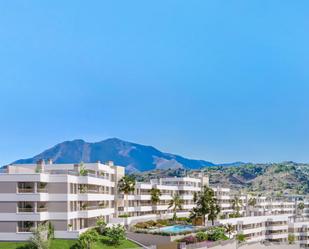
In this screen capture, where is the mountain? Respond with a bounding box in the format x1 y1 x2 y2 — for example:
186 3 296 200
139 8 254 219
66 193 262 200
13 138 215 172
203 162 309 195
134 162 309 195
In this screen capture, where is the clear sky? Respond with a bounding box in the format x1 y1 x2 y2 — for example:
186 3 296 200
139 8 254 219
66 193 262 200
0 1 309 166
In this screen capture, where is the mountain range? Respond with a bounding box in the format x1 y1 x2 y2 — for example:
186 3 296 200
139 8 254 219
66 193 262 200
13 138 228 172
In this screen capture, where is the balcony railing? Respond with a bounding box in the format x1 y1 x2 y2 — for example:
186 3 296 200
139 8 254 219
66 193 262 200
37 207 48 212
37 188 47 193
77 206 107 211
18 188 34 193
18 207 35 213
79 190 110 194
17 227 33 232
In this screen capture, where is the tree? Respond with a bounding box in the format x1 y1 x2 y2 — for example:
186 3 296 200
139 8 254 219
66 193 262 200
79 162 88 176
150 188 161 205
224 223 235 239
150 188 161 214
248 198 256 207
106 225 125 246
288 234 295 244
168 193 184 221
47 221 54 239
78 229 99 249
231 197 242 217
190 186 220 225
29 223 49 249
118 175 136 216
298 202 305 215
96 216 107 235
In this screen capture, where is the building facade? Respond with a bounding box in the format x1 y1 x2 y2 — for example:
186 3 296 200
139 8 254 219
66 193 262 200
0 161 309 245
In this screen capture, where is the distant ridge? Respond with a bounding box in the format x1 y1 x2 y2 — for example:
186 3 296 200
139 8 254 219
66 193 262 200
13 138 221 172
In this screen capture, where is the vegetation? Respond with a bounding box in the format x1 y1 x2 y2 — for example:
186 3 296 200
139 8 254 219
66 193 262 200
207 227 228 241
298 202 305 214
30 223 49 249
79 163 88 176
96 216 107 235
118 214 130 218
178 226 228 245
248 198 256 207
224 223 234 239
288 234 295 244
236 233 246 243
118 175 136 215
231 197 242 217
105 225 126 246
78 229 99 249
0 237 138 249
150 188 161 207
168 193 184 221
196 231 208 242
190 186 220 225
133 162 309 196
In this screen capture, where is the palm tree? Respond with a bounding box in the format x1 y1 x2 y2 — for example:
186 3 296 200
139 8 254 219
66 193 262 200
118 176 136 216
150 188 161 213
190 186 220 225
247 197 256 216
168 193 183 221
231 196 242 217
208 199 221 226
297 202 305 215
224 223 235 239
248 197 256 207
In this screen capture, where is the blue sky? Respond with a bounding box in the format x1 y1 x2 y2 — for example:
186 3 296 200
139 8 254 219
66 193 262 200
0 1 309 166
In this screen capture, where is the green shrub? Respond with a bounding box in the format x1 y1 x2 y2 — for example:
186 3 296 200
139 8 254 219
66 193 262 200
145 220 157 226
196 231 208 242
78 229 99 249
236 233 246 243
118 214 130 218
207 227 228 241
157 219 169 226
134 222 150 229
106 225 125 246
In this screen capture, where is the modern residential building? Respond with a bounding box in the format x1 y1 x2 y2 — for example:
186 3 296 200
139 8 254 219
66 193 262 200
0 160 308 245
0 160 124 241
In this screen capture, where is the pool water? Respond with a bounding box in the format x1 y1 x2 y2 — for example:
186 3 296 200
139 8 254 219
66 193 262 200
155 225 195 233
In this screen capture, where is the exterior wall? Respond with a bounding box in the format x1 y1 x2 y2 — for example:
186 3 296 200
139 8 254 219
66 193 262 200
0 161 121 241
0 161 308 244
0 222 17 232
0 202 16 212
0 182 16 193
51 220 67 231
47 183 68 194
47 202 68 212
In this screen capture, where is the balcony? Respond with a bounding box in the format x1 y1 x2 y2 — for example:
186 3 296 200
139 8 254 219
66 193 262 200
37 188 47 193
18 207 35 213
37 207 48 212
18 188 34 193
17 227 33 232
18 182 35 193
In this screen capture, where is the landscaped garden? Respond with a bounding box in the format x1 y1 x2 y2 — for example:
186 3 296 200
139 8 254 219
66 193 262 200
0 217 139 249
0 237 139 249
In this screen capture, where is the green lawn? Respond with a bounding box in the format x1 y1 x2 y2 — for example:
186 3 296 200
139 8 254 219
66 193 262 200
0 237 140 249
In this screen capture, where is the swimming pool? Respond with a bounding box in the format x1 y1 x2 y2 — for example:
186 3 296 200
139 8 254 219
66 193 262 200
154 225 196 233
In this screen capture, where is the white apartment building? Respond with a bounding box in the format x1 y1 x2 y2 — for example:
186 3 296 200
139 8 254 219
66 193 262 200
0 160 124 241
0 160 309 245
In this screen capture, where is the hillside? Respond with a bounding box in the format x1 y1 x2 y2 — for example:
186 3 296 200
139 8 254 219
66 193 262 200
133 162 309 195
13 138 215 172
